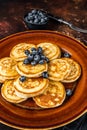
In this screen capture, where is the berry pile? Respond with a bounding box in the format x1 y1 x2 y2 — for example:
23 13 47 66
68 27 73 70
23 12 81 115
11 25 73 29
23 47 49 66
25 9 48 25
21 47 49 80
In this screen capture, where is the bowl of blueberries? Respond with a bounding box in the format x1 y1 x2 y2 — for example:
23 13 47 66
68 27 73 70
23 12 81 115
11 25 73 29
24 9 49 30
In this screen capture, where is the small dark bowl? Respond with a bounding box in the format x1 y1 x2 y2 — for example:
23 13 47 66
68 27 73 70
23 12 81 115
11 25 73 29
24 10 49 30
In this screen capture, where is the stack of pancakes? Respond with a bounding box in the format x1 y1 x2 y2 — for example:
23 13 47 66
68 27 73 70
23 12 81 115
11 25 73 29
0 42 81 108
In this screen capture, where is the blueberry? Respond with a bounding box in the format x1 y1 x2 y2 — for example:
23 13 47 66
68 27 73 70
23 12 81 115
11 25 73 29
19 76 26 82
37 15 41 20
63 52 71 58
34 18 39 24
37 10 41 14
0 83 3 87
34 15 38 19
29 20 33 23
66 89 73 96
45 57 49 63
28 12 32 17
40 54 46 60
31 47 36 51
34 54 40 62
42 71 49 78
44 17 48 21
39 12 44 17
25 16 29 22
28 54 34 61
31 48 37 55
40 18 45 23
37 47 43 54
39 59 45 64
31 9 37 14
23 58 30 64
28 15 34 20
31 60 37 66
24 50 30 56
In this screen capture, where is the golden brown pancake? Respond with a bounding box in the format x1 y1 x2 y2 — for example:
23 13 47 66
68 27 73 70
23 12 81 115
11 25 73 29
16 62 48 78
14 77 49 98
0 74 6 83
1 80 26 103
10 43 36 61
0 57 18 77
37 42 61 60
62 58 81 82
48 58 71 81
0 74 19 83
33 80 66 108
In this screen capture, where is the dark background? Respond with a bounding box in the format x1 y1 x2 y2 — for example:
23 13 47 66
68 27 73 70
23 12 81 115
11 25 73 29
0 0 87 130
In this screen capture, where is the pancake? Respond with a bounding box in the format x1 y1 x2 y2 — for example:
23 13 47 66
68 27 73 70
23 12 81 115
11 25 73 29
0 74 18 83
16 62 48 78
62 58 81 82
10 43 36 61
1 80 26 103
33 80 66 108
37 42 61 60
48 58 71 81
0 74 6 83
0 57 18 77
14 77 49 98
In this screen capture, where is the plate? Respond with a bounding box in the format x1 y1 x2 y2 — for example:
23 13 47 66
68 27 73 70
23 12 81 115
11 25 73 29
0 30 87 129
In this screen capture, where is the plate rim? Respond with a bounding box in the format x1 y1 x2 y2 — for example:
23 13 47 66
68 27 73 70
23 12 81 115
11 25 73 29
0 30 87 129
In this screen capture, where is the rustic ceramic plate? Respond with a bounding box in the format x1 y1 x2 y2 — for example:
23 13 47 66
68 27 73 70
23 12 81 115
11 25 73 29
0 30 87 130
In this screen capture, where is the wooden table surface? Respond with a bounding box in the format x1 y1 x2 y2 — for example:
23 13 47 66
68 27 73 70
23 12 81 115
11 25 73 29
0 0 87 130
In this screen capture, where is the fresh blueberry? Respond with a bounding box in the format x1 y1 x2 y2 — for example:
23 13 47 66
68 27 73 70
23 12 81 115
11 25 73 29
28 15 34 20
28 12 32 16
31 47 36 51
19 76 26 82
34 18 39 24
0 83 3 87
45 57 49 63
39 12 44 17
37 10 41 14
34 15 38 19
66 89 73 96
63 52 71 58
25 16 29 22
37 15 41 20
44 17 48 21
32 50 37 55
34 54 40 62
31 48 37 55
23 58 30 64
29 20 33 23
40 18 45 23
24 50 30 56
39 59 45 64
42 71 49 78
40 54 46 60
28 54 34 61
31 9 37 14
37 47 43 54
31 60 37 66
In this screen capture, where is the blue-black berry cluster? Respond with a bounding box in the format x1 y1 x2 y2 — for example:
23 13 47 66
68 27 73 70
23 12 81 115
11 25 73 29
23 47 49 66
25 9 48 25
